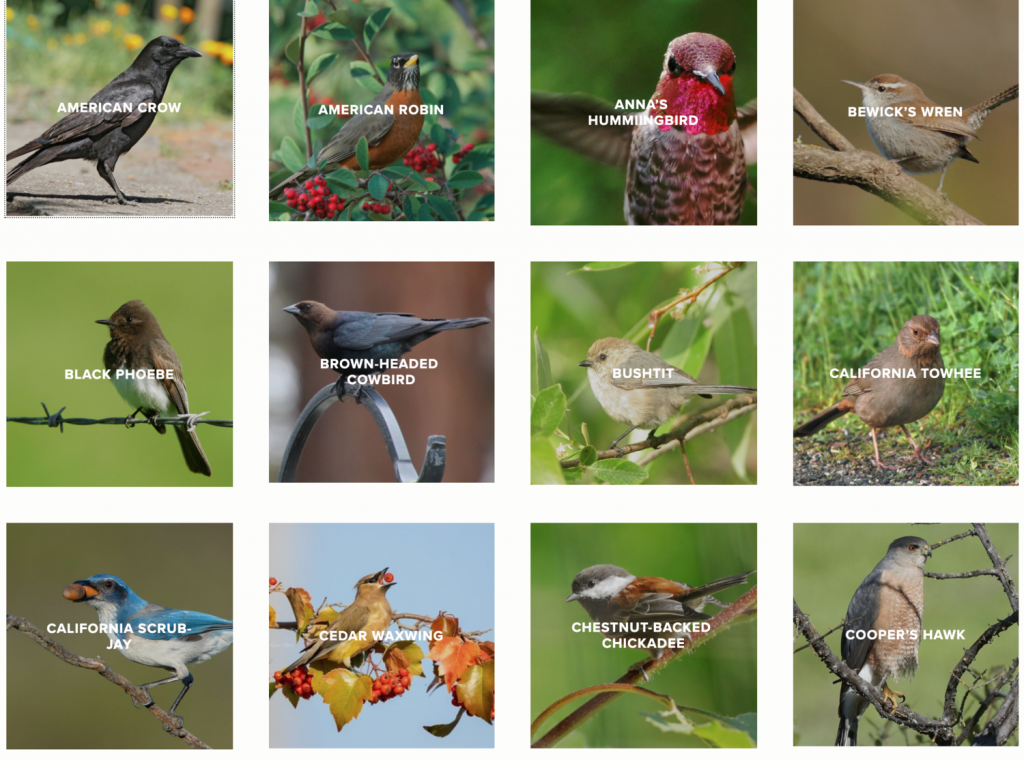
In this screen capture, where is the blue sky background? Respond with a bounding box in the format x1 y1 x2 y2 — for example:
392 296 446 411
269 523 495 748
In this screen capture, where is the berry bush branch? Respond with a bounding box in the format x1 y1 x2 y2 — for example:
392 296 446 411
793 88 983 225
6 616 210 748
532 586 756 748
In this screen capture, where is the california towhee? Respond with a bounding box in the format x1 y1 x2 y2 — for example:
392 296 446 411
793 315 944 469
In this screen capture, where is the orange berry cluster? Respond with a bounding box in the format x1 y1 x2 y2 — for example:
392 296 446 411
403 143 443 173
451 142 475 165
369 668 410 704
274 666 313 699
283 175 343 218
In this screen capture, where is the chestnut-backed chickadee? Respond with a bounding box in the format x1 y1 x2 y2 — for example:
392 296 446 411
566 564 752 676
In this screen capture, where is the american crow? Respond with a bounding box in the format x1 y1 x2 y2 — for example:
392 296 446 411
6 36 201 205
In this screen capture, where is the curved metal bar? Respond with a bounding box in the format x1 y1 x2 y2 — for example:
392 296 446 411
277 382 446 483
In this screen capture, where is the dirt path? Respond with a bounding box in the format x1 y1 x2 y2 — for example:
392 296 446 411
5 120 233 217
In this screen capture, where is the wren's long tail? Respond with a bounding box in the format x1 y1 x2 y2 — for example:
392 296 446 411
680 571 753 608
793 398 855 437
965 84 1018 132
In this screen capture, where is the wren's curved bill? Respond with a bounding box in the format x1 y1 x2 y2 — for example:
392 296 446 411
532 33 756 225
566 564 752 677
270 53 423 200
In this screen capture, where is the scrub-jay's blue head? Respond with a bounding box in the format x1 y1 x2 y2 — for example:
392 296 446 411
63 574 232 726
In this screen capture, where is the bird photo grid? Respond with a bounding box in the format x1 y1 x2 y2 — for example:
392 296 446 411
2 0 1022 754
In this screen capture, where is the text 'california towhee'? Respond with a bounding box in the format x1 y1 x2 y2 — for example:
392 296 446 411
793 315 944 469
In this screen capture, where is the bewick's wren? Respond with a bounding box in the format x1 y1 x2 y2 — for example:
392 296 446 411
842 74 1018 194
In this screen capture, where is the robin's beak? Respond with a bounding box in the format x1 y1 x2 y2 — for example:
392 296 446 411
578 359 592 368
404 55 418 68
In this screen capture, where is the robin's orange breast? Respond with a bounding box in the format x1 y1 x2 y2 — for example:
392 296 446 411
340 89 425 171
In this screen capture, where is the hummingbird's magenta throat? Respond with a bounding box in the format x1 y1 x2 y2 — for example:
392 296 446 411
651 74 736 136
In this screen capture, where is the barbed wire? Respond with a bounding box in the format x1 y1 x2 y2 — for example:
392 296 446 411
7 403 233 433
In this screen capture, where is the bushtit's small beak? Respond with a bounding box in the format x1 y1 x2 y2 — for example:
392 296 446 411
926 331 940 347
565 592 579 603
578 359 592 368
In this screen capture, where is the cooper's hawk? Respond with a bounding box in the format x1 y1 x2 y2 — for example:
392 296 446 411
835 536 931 746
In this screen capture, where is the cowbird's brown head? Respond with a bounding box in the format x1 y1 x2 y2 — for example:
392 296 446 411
386 53 420 91
897 315 941 361
283 301 333 334
96 300 163 341
136 36 202 69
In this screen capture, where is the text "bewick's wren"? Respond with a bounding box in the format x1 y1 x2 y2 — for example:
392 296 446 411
842 74 1018 194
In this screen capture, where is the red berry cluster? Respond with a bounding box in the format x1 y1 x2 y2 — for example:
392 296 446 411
283 175 342 218
404 143 443 174
452 143 475 165
269 577 277 587
368 668 410 704
361 202 391 216
274 666 313 699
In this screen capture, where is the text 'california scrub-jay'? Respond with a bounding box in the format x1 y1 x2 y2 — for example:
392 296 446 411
63 574 232 726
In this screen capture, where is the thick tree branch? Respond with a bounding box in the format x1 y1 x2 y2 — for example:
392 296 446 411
7 616 210 748
560 393 756 468
793 88 983 225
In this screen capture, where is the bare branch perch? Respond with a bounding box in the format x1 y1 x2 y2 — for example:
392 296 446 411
7 616 211 748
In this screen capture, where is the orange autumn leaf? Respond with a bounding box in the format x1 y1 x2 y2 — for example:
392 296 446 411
432 636 481 691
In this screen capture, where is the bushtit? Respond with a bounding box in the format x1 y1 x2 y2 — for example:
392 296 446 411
579 337 756 451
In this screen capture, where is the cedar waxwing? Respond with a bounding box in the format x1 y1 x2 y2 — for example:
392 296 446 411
283 568 395 672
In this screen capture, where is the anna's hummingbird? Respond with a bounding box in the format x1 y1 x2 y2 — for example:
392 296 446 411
532 33 755 225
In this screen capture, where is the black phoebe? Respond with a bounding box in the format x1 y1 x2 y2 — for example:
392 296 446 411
283 301 491 382
96 300 211 476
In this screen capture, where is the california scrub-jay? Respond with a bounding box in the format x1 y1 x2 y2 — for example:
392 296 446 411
63 574 232 726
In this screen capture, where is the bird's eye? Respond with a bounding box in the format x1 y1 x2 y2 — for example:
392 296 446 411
728 59 736 74
598 353 606 361
126 316 133 323
908 545 918 551
667 57 684 77
104 581 114 588
587 580 596 588
912 329 918 335
878 86 887 93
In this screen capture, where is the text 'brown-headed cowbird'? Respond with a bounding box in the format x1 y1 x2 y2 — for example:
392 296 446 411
284 300 490 388
97 300 211 476
794 315 944 469
7 36 201 205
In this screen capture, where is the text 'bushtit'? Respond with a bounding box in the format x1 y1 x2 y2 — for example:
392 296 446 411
579 337 756 451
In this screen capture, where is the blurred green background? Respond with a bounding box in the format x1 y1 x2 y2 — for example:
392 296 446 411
532 523 756 748
6 0 233 122
793 261 1019 485
6 523 233 749
6 261 233 486
794 523 1018 746
793 0 1018 224
531 262 757 484
531 0 757 225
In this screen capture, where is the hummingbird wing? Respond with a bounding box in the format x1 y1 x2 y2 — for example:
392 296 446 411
531 91 635 168
737 99 757 165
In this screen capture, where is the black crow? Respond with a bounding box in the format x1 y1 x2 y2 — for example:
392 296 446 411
6 36 201 205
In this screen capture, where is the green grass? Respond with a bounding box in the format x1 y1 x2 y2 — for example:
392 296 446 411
793 262 1019 485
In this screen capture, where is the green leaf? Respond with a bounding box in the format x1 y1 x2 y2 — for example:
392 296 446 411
292 98 305 143
368 174 389 201
356 136 370 172
298 1 319 17
363 7 392 50
310 22 354 41
284 35 301 65
531 436 566 485
447 170 483 189
417 203 436 221
533 328 551 392
460 144 494 171
326 168 358 188
568 262 636 274
588 458 648 484
426 195 459 221
306 53 339 85
270 201 293 217
579 446 598 467
438 74 461 119
279 136 306 173
531 385 566 437
562 466 583 482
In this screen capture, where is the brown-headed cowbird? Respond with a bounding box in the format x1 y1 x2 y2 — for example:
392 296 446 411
579 337 756 451
7 36 201 205
283 300 490 386
96 300 211 476
794 315 944 468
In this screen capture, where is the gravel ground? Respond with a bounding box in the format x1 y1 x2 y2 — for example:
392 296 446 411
793 438 943 486
5 120 233 217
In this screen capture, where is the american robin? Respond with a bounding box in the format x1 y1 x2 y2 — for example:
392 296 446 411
532 34 756 225
270 53 424 199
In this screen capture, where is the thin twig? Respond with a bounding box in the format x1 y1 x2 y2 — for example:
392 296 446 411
297 16 312 159
645 263 744 350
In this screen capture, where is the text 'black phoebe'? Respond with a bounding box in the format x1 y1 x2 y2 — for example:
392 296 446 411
283 301 490 382
96 300 211 476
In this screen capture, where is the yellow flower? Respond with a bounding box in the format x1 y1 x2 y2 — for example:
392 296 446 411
27 14 41 31
6 8 13 22
114 3 131 16
180 8 195 24
123 33 144 51
74 32 88 45
91 19 112 36
218 43 233 66
47 37 59 51
198 39 222 56
62 33 75 45
160 4 178 20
